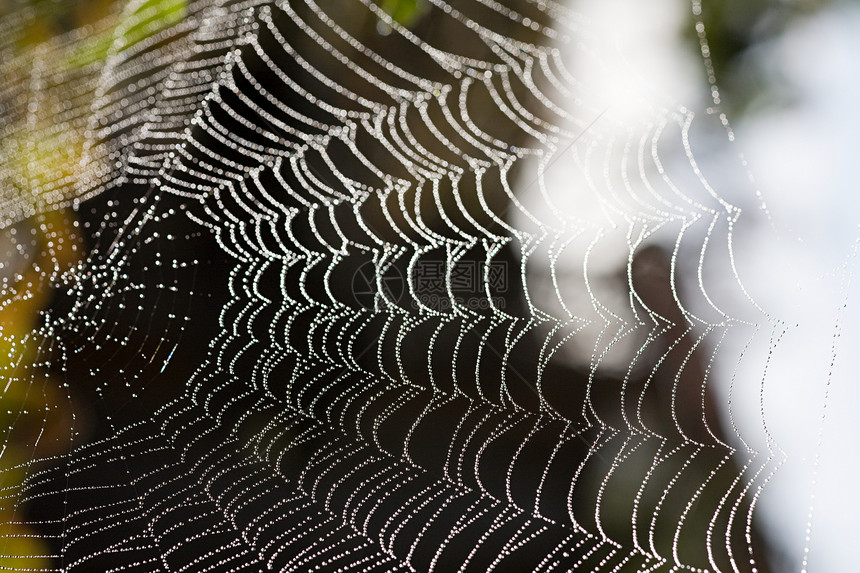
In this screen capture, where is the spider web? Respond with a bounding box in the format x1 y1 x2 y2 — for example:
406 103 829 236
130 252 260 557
0 0 796 571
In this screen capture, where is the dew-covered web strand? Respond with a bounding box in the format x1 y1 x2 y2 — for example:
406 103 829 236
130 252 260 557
0 0 788 571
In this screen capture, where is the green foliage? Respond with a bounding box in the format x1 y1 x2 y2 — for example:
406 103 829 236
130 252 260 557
61 0 186 70
686 0 830 115
379 0 427 28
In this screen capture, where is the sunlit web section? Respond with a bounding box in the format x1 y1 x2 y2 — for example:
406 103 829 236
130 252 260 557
0 0 779 571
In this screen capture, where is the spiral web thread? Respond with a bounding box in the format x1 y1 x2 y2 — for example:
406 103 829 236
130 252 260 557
0 0 785 571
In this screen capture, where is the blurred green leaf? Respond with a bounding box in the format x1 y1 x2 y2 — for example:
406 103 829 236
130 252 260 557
379 0 427 28
60 0 186 70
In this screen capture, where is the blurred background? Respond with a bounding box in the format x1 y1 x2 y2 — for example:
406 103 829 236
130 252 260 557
550 0 860 571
